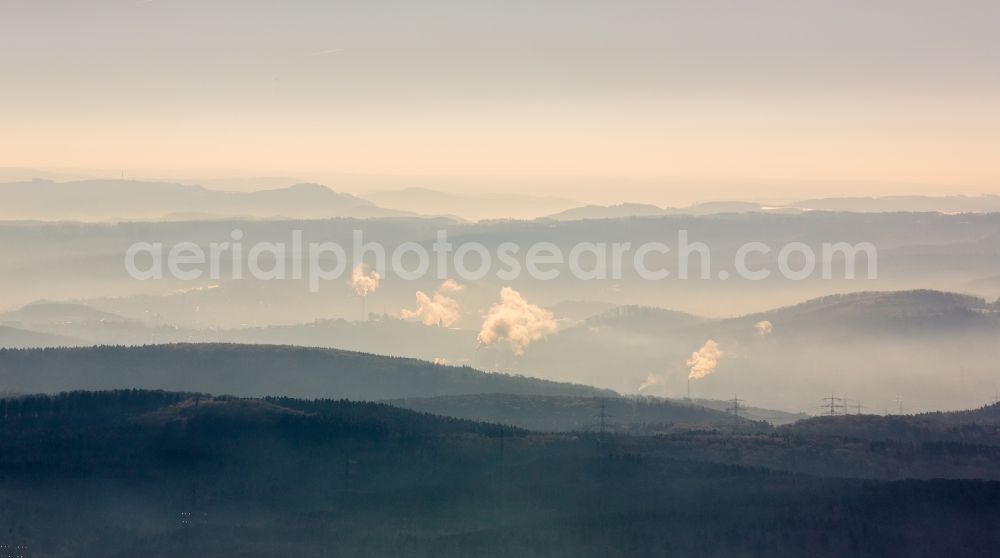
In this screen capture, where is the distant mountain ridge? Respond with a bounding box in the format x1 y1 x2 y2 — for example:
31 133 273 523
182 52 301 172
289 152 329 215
727 290 1000 337
0 179 413 220
544 203 670 220
545 195 1000 220
0 326 77 349
544 201 776 220
584 304 708 330
0 301 130 325
4 180 999 222
364 187 579 221
793 195 1000 213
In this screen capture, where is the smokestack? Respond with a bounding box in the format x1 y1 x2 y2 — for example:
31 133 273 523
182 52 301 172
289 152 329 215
350 264 380 321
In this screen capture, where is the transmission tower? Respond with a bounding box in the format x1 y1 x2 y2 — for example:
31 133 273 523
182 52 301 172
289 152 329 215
821 391 847 416
843 396 867 415
591 398 615 439
726 393 745 424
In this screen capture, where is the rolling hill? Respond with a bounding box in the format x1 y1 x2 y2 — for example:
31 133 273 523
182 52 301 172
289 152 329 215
725 290 1000 338
2 290 997 414
0 301 128 325
386 394 742 432
0 326 80 349
514 290 1000 410
0 344 611 400
784 402 1000 444
2 390 1000 557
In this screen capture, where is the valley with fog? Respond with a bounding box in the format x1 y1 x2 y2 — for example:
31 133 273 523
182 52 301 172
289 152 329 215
3 2 1000 554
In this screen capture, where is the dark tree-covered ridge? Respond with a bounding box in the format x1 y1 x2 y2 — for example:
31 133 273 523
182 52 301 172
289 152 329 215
0 343 612 400
1 390 1000 557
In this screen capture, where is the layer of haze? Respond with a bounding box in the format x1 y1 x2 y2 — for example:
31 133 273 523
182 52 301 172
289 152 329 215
2 0 999 203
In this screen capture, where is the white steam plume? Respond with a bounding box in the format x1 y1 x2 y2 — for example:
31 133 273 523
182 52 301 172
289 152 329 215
350 264 380 297
637 373 663 393
687 339 722 381
401 280 463 327
477 287 558 356
755 320 774 337
438 278 464 293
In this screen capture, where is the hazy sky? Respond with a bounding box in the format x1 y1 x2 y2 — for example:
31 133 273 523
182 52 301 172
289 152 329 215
2 0 999 199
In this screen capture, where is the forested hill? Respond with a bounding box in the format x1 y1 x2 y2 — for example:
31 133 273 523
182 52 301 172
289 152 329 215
2 390 1000 557
783 402 1000 445
0 390 513 442
0 344 612 400
387 394 748 432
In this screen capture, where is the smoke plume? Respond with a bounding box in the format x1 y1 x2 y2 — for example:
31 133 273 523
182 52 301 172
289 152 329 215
755 320 774 337
350 264 380 297
637 373 663 393
687 339 722 380
401 280 462 327
477 287 558 356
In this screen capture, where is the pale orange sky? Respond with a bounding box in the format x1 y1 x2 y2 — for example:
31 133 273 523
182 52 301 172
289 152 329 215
2 1 998 200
